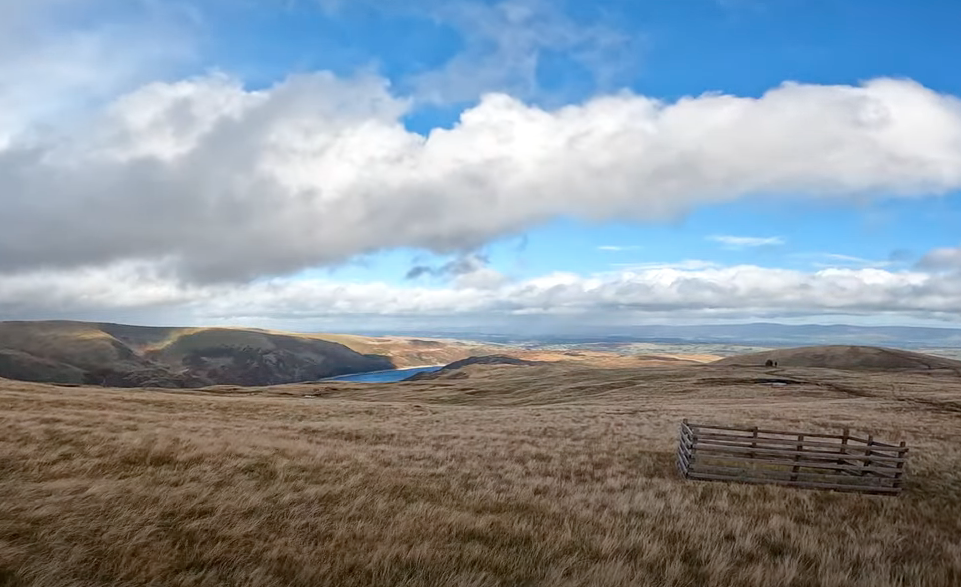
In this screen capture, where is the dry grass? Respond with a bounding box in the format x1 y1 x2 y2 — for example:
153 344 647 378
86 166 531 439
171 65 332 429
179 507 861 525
502 350 721 367
1 363 961 587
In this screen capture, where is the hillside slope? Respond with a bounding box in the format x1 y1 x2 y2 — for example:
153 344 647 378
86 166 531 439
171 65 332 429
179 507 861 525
0 321 489 387
2 362 960 586
712 345 961 372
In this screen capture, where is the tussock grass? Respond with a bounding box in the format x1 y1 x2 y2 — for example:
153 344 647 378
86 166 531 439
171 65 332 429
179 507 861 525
1 363 960 586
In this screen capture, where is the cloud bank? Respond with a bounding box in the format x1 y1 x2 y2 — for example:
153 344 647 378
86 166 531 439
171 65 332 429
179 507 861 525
2 74 961 285
3 257 961 326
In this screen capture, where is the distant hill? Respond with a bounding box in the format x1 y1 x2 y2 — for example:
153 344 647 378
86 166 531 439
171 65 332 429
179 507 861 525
387 323 961 351
712 345 961 372
0 321 490 387
406 355 544 381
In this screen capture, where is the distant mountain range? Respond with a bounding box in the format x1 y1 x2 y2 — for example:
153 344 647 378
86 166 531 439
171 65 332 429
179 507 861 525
5 320 961 389
0 321 489 388
361 323 961 350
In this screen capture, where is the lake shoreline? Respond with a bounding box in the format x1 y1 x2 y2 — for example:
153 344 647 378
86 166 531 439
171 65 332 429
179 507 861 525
322 364 447 382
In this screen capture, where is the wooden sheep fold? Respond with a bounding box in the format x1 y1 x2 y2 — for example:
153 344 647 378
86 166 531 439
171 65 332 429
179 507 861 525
676 420 908 495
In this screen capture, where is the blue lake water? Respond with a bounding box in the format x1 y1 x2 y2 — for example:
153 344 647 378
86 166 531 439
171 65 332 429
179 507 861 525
323 365 444 383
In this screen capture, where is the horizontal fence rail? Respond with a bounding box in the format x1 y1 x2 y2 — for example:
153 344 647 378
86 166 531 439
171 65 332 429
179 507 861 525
677 420 909 495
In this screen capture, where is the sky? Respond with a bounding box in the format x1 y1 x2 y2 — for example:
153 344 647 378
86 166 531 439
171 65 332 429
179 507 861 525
2 0 961 332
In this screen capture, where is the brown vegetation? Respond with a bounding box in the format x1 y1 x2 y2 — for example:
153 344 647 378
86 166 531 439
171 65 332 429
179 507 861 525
506 349 720 365
1 360 961 586
0 321 495 387
713 345 961 372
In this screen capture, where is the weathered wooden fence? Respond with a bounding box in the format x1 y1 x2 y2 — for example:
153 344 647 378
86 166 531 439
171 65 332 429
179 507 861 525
676 420 909 495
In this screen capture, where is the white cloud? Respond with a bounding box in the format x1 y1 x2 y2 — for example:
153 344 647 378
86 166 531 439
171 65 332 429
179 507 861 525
317 0 638 104
611 260 721 271
918 246 961 271
3 259 961 325
0 0 197 144
598 245 642 252
3 75 961 284
709 235 786 248
409 0 638 104
793 252 896 269
823 253 873 263
453 267 509 290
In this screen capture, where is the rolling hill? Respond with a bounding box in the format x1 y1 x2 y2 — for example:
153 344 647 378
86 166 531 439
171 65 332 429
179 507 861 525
0 321 492 387
712 345 961 372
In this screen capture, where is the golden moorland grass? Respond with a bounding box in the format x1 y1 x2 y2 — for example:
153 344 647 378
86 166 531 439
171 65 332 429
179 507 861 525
1 362 960 587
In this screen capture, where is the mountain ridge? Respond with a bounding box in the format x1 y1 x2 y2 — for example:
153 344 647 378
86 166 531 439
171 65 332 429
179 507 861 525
0 320 490 387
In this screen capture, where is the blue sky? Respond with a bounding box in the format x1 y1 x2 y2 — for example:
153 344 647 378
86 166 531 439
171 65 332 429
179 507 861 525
1 0 961 330
214 0 961 282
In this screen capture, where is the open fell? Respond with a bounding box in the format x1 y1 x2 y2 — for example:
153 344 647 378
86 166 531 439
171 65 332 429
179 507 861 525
2 358 961 586
0 320 711 388
0 321 494 388
713 345 961 372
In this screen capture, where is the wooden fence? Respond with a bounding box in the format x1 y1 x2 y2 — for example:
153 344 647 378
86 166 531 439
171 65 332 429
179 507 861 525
676 420 909 495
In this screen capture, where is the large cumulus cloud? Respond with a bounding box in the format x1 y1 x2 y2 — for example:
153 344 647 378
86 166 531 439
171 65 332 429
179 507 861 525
2 73 961 283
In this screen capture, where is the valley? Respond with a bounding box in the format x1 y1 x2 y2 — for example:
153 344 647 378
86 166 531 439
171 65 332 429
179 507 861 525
0 321 495 388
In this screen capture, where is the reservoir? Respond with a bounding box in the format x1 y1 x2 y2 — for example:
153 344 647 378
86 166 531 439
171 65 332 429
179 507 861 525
323 365 444 383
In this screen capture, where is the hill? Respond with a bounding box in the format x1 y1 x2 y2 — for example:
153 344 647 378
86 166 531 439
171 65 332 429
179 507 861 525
407 323 961 349
1 360 960 586
406 354 545 381
0 321 491 387
712 345 961 372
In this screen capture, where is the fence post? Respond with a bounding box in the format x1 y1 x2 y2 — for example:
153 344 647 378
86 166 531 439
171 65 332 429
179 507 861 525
837 427 851 475
791 434 804 481
750 426 758 459
678 419 690 478
893 440 907 490
862 434 874 477
838 428 849 466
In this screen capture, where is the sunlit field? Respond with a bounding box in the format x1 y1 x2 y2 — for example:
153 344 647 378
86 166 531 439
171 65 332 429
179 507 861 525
2 363 960 586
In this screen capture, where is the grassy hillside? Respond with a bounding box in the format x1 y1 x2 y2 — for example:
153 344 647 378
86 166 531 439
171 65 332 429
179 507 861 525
0 349 85 384
1 361 959 586
713 345 961 372
0 321 491 387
